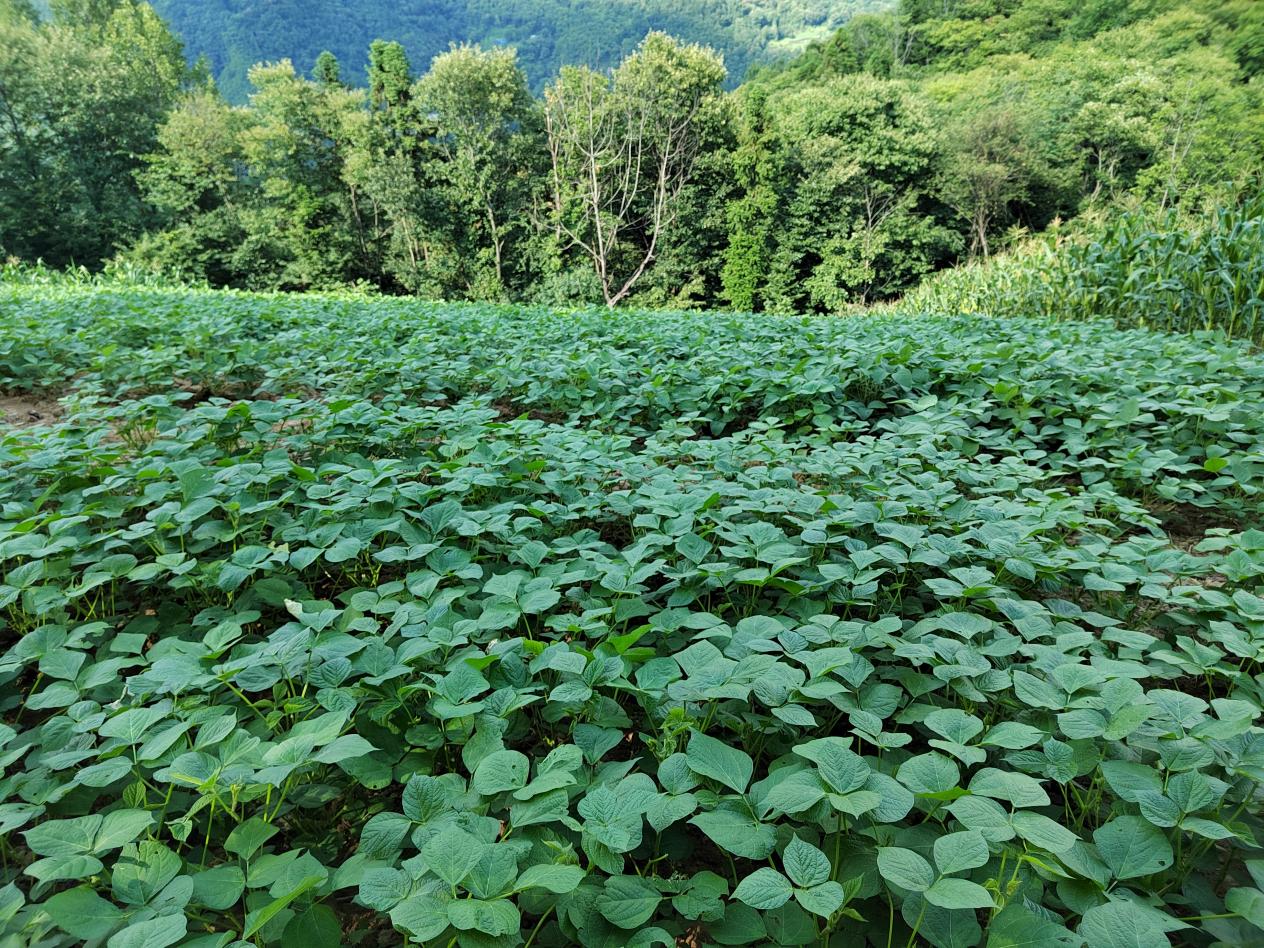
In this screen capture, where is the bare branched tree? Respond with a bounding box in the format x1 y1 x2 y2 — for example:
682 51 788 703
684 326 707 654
543 33 724 307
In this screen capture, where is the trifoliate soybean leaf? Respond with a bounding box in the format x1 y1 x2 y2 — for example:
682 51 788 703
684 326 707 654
1093 816 1174 880
968 768 1049 808
897 752 960 795
517 864 586 894
281 904 341 948
390 893 450 941
447 897 521 935
866 772 915 823
107 913 186 948
99 706 169 743
647 792 698 832
762 771 826 815
598 875 662 929
224 818 279 861
1226 887 1264 931
359 811 411 858
986 904 1078 947
924 709 985 744
1181 816 1237 840
472 749 530 795
924 877 994 910
733 868 793 910
191 865 246 910
94 809 154 853
23 817 96 861
312 734 376 765
933 831 989 875
1077 901 1170 948
793 737 869 794
981 722 1046 750
44 886 126 940
112 841 181 905
1099 761 1162 804
690 807 776 860
1011 812 1078 854
403 774 452 823
422 827 487 887
465 846 519 901
686 729 754 794
1136 792 1181 829
783 835 832 888
794 880 845 918
877 847 934 893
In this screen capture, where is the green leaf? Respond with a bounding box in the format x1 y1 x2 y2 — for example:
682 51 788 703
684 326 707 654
390 893 451 941
793 737 869 794
690 807 776 860
732 867 793 910
472 749 530 795
422 827 488 887
986 904 1078 947
100 706 169 743
968 768 1049 808
191 865 246 910
794 880 845 918
1093 816 1174 880
224 817 279 860
242 875 323 938
876 847 934 893
447 898 520 935
1077 901 1171 948
924 877 993 909
598 875 663 929
93 809 154 853
359 811 411 858
282 904 341 948
1011 812 1078 854
107 914 187 948
44 886 125 941
1225 887 1264 931
686 729 754 794
897 752 960 795
516 863 586 894
783 835 831 888
933 830 989 875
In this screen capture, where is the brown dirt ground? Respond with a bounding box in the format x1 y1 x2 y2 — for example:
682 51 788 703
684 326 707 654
0 393 62 428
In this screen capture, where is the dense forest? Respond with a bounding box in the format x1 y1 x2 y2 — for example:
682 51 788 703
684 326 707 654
147 0 884 101
0 0 1261 311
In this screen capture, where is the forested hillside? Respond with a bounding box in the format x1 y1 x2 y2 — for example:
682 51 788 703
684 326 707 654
148 0 883 101
1 0 1261 311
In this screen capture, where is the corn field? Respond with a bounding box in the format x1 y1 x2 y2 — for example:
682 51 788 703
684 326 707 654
902 192 1264 346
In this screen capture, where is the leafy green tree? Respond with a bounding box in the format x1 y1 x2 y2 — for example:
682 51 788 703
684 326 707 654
0 1 186 266
751 74 956 310
313 49 342 87
132 87 252 284
415 45 542 299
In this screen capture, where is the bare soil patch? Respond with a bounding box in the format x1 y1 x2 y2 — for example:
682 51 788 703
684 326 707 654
0 393 62 428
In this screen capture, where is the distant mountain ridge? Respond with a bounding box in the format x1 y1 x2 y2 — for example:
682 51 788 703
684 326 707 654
150 0 889 99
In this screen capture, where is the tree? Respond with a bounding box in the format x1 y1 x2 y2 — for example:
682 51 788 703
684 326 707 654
415 44 541 299
543 33 726 307
133 87 252 284
0 0 186 266
940 109 1036 258
745 74 955 311
313 50 342 87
